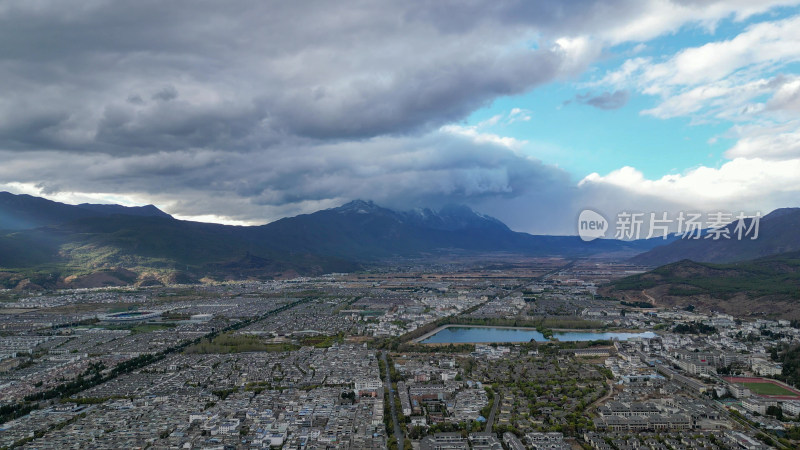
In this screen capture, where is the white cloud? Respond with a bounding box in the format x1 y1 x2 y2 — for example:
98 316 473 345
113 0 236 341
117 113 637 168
443 107 535 150
579 157 800 212
553 36 601 76
725 123 800 160
595 14 800 120
589 57 650 89
642 77 772 119
440 125 527 150
766 76 800 112
478 114 504 128
599 0 800 44
587 12 800 217
508 108 532 123
652 15 800 86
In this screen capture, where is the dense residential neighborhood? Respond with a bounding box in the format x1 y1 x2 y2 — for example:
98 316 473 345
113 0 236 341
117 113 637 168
0 260 798 448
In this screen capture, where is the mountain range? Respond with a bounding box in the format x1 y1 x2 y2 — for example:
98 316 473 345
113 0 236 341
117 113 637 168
630 207 800 266
0 192 665 289
4 191 797 295
603 207 800 318
242 200 666 260
603 251 800 319
0 192 170 230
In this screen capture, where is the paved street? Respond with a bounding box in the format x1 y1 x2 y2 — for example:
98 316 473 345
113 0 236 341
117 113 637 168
382 351 404 449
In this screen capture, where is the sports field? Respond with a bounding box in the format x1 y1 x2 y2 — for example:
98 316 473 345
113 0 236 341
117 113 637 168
723 376 800 399
740 382 796 396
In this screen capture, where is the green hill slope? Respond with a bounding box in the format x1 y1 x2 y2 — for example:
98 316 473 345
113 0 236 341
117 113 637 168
604 251 800 318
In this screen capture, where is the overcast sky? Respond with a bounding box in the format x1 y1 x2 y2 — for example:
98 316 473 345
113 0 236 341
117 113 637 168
2 0 800 234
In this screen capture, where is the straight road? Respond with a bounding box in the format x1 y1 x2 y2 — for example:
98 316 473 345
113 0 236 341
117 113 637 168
485 389 501 432
382 351 404 449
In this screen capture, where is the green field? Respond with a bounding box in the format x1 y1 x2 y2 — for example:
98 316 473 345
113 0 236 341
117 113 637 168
740 382 797 396
184 332 300 354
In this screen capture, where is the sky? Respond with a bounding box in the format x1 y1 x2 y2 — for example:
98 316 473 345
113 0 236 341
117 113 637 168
2 0 800 234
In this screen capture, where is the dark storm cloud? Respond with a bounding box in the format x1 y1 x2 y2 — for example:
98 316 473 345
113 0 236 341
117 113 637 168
0 0 607 228
405 0 648 35
152 86 178 102
0 0 601 152
575 90 630 110
0 0 768 230
270 49 564 139
0 131 576 227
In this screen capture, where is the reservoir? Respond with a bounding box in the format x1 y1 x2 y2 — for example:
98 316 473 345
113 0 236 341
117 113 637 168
418 326 656 344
